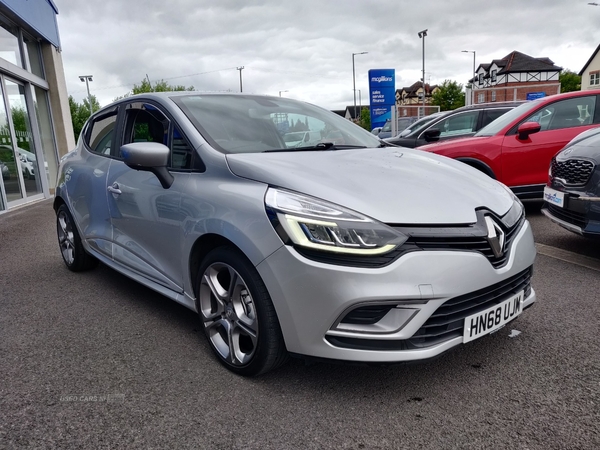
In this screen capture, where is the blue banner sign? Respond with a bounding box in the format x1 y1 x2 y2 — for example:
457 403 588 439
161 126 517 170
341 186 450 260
369 69 396 130
526 92 546 100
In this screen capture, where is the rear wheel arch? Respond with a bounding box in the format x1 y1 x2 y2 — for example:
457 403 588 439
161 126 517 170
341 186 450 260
53 195 66 212
456 157 497 179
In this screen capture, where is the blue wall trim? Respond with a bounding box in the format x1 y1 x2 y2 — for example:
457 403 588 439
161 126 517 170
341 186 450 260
0 0 60 48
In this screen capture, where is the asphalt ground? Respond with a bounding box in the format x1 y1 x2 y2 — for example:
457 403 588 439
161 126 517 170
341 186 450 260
1 199 599 449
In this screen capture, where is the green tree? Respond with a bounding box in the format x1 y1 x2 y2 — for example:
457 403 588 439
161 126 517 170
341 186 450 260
431 80 465 111
358 107 371 131
69 95 99 142
559 70 581 93
114 78 195 101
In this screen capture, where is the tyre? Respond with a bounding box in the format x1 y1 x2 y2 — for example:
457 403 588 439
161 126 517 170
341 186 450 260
196 246 288 376
56 204 98 272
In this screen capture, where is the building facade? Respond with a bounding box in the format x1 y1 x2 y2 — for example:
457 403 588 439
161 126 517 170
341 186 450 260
579 44 600 91
395 82 439 117
468 51 561 105
0 0 74 214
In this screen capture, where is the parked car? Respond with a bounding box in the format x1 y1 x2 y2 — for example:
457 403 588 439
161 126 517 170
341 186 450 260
18 149 36 179
384 102 523 148
371 126 382 135
377 117 418 139
54 93 536 376
282 131 321 147
381 112 445 142
1 160 10 180
419 91 600 199
542 127 600 237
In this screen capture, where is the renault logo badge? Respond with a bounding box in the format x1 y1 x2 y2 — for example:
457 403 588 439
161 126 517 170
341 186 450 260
484 216 505 258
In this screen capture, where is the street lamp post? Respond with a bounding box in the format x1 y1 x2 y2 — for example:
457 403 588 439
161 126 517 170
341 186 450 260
358 89 362 112
79 75 94 114
462 50 476 105
237 66 244 92
278 90 288 97
352 52 368 122
417 30 427 118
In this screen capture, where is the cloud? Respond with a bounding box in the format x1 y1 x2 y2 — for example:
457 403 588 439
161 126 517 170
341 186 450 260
55 0 600 109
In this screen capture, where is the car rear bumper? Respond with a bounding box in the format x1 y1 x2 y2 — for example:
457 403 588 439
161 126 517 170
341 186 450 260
257 220 537 362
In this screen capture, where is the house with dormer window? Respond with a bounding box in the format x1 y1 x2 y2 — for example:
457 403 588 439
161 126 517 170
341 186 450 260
579 43 600 91
394 81 439 117
469 51 562 104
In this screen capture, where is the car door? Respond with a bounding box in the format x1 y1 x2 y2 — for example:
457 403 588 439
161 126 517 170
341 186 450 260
106 101 194 292
416 110 480 146
66 107 118 259
500 95 599 189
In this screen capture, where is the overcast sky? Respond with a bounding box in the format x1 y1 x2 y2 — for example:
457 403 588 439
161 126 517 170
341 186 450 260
56 0 600 111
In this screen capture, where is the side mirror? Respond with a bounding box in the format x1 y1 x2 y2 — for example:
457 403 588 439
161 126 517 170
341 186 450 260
423 128 441 142
517 122 541 140
120 142 174 189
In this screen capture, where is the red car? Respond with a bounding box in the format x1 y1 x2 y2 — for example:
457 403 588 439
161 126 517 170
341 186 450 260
419 90 600 199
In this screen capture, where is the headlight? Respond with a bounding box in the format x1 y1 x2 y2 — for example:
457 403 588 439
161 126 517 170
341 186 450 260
265 188 407 255
498 183 524 228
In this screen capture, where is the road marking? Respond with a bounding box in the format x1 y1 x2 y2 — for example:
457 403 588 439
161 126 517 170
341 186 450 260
536 243 600 272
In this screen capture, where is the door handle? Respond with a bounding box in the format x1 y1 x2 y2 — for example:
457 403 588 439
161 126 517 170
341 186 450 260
107 183 122 195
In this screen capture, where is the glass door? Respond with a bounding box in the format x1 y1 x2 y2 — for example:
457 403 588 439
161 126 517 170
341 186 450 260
0 78 22 207
5 79 42 198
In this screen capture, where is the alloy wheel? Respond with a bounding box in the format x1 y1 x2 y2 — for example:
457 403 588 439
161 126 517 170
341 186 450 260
199 262 258 366
57 210 75 266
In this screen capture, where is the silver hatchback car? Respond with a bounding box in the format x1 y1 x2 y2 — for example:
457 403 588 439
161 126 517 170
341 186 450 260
55 93 536 375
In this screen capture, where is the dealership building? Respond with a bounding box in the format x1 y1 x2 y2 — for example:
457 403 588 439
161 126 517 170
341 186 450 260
0 0 74 214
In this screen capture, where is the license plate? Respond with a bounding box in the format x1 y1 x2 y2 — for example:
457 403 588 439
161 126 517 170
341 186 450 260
543 186 565 208
463 291 524 343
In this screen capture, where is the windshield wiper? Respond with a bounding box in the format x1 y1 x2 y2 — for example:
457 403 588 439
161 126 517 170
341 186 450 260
263 143 367 153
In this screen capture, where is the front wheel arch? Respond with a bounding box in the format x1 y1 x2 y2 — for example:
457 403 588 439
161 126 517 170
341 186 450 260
456 157 497 179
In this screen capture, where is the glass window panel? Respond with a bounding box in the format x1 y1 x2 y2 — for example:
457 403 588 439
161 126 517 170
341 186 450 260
32 86 57 191
87 112 118 155
0 16 22 68
6 80 42 197
23 34 44 78
0 82 22 204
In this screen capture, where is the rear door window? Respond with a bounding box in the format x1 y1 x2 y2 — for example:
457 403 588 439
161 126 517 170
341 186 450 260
435 111 480 138
481 108 510 129
85 107 118 155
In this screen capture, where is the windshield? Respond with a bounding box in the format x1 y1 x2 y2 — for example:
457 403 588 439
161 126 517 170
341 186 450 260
174 95 382 153
474 100 541 137
381 120 391 132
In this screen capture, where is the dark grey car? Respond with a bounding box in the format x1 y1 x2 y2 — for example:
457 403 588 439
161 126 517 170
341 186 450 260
384 102 524 148
54 93 536 376
542 127 600 237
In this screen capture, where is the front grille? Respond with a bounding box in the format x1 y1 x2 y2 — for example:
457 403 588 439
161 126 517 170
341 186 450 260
325 266 533 351
400 214 524 269
406 266 532 348
551 158 595 186
546 204 588 229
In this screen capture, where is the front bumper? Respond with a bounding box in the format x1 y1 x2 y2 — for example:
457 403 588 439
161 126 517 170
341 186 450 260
257 219 537 362
542 192 600 238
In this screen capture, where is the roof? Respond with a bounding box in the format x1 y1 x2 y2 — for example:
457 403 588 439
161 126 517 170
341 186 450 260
397 81 438 96
344 105 369 119
496 51 562 73
579 43 600 76
471 51 563 83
